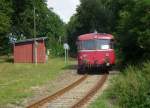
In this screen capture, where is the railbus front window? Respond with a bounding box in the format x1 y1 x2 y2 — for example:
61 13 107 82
78 40 96 50
78 39 114 50
96 39 110 50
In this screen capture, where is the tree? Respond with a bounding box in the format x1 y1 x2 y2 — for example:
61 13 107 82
116 0 150 62
0 0 12 54
67 0 115 54
0 0 66 55
67 0 150 63
67 15 82 54
11 0 66 38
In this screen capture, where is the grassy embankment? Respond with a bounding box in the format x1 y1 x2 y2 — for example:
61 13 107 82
0 56 75 106
89 62 150 108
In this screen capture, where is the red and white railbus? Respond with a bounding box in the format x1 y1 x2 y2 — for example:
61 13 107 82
77 33 115 72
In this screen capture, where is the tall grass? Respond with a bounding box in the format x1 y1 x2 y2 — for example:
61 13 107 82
107 62 150 108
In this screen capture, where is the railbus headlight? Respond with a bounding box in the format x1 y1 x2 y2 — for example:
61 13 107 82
104 57 110 66
106 62 110 66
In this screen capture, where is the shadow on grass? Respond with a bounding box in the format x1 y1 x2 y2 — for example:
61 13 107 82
63 64 109 75
62 64 77 70
78 68 109 75
0 56 13 63
5 58 13 63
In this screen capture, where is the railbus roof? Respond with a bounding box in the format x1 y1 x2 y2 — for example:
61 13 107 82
78 33 114 40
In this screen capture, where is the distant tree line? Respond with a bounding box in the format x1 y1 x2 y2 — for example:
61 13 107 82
67 0 150 63
0 0 66 56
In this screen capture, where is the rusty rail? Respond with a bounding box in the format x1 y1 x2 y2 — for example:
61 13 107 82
27 75 88 108
71 74 108 108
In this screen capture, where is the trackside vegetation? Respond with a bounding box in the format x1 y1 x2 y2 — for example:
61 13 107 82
89 62 150 108
0 56 74 107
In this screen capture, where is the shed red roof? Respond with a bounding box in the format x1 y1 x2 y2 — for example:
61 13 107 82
78 33 114 40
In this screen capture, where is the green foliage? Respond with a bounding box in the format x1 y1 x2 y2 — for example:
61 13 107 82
67 0 115 54
67 15 80 54
115 0 150 63
0 0 12 53
67 0 150 63
47 37 65 56
0 0 12 35
89 92 119 108
0 0 66 55
107 62 150 108
11 0 66 39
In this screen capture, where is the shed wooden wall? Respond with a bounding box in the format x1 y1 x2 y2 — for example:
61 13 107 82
14 40 46 63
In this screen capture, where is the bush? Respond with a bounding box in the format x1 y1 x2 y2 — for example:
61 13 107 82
46 37 65 57
107 62 150 108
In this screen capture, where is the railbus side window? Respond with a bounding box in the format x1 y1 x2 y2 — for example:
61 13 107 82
110 39 114 49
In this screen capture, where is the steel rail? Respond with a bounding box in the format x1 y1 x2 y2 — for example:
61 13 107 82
27 75 88 108
71 74 108 108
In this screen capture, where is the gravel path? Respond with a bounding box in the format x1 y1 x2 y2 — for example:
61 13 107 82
42 75 102 108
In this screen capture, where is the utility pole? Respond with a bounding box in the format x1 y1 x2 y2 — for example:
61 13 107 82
33 6 37 64
34 6 36 39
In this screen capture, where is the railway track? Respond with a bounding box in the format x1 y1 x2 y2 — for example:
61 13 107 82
72 74 107 108
27 73 108 108
27 75 88 108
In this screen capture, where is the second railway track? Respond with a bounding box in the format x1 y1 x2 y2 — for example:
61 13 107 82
27 73 108 108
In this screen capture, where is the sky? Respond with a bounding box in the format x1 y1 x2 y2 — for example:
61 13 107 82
47 0 80 23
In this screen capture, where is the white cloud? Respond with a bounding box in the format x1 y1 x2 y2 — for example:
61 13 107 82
47 0 80 23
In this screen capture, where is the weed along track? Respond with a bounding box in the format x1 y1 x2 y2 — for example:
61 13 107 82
27 73 108 108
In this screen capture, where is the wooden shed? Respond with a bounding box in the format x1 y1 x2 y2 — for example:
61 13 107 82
13 37 47 63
